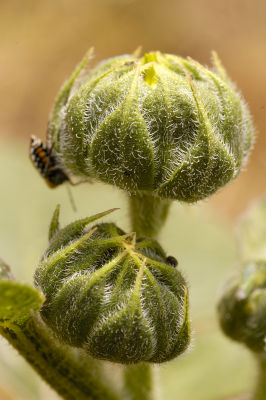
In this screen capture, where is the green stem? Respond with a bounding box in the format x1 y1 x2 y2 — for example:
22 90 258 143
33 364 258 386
128 192 171 237
0 314 120 400
124 363 155 400
253 355 266 400
125 192 170 400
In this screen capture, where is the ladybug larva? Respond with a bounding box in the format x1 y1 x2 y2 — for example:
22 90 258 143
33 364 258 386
29 135 69 188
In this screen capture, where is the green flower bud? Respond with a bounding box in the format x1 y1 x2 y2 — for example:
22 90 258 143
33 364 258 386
34 207 190 364
48 50 253 202
218 261 266 353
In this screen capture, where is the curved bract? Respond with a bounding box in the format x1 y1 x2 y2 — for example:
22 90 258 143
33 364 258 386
49 50 253 202
34 208 190 364
218 261 266 353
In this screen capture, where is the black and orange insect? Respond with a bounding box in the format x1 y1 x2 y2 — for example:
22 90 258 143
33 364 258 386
29 135 69 188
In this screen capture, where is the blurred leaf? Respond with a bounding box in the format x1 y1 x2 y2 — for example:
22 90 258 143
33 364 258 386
237 196 266 263
0 281 43 329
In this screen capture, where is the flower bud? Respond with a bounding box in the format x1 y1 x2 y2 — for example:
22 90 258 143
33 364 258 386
48 50 253 202
34 207 190 363
218 261 266 353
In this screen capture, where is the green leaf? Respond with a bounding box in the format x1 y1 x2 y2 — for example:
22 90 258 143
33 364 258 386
0 281 43 328
0 280 120 400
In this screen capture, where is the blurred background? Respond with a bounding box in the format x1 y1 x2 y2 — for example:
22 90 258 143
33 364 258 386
0 0 266 399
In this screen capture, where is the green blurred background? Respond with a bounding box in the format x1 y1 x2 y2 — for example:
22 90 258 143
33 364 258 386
0 0 266 399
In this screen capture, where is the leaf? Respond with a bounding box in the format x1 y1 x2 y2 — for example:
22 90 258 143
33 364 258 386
0 281 43 329
237 196 266 262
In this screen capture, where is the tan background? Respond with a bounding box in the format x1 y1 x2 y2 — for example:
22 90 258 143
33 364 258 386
1 0 266 219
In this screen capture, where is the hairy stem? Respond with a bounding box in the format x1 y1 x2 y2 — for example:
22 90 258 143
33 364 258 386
125 192 170 400
253 355 266 400
128 192 171 238
0 314 120 400
124 363 155 400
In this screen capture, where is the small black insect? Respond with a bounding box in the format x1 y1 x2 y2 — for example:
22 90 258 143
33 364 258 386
29 135 69 188
166 256 178 268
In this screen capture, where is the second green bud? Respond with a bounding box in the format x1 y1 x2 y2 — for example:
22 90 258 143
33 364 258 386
34 208 190 364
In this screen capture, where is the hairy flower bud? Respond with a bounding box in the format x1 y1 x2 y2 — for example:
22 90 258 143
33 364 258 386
34 207 190 364
218 261 266 353
47 50 253 202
